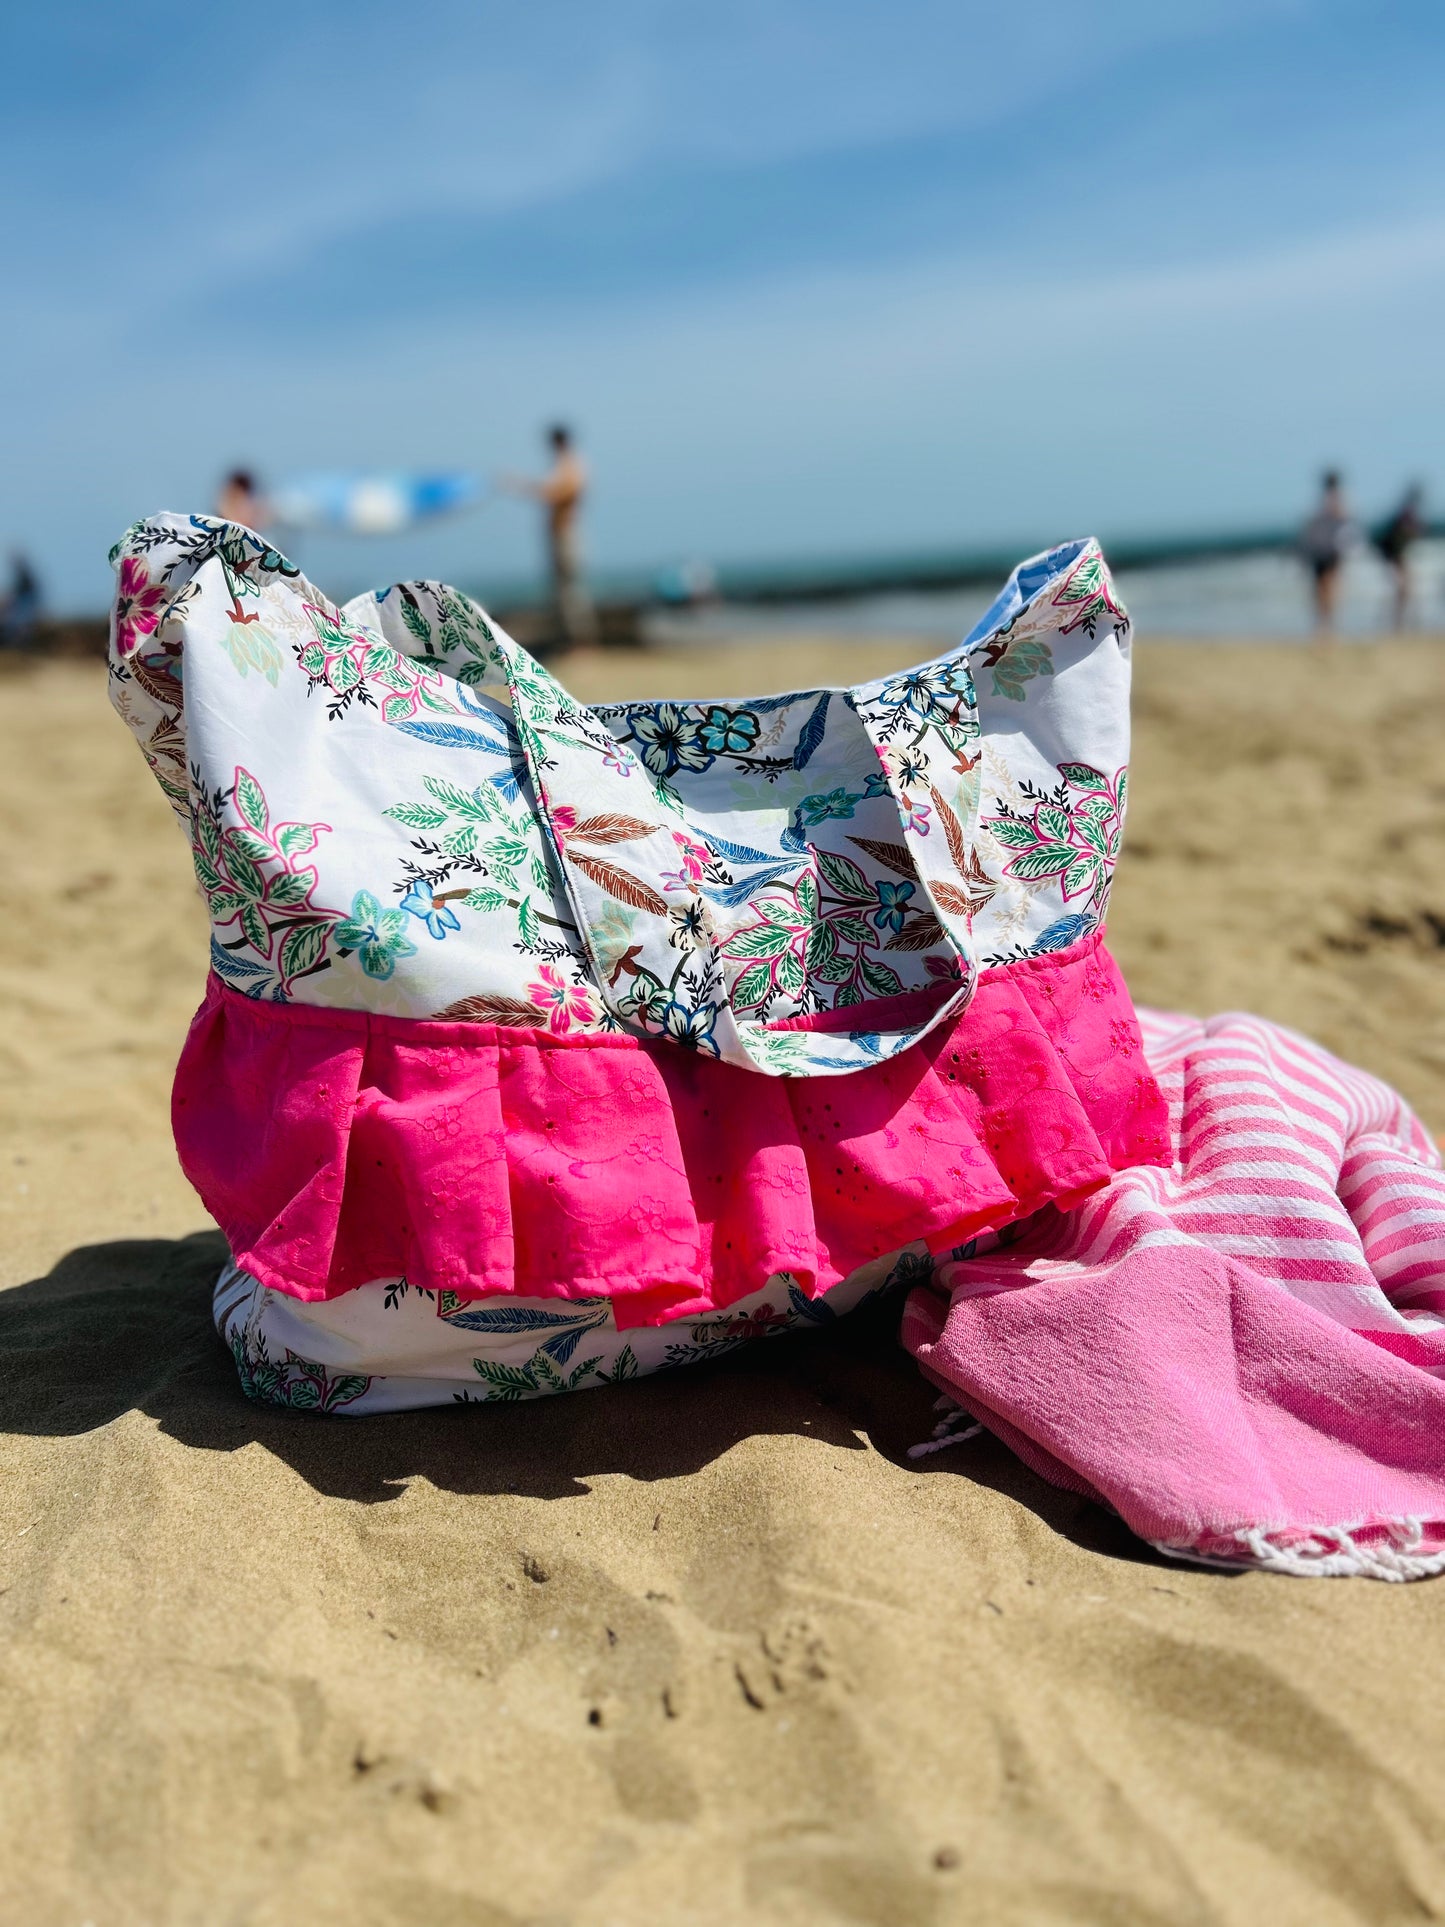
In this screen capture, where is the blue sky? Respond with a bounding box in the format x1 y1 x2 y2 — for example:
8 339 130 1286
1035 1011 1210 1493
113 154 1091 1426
4 0 1444 607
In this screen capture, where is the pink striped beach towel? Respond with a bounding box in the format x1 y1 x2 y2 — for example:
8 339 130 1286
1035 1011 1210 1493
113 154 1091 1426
903 1010 1445 1579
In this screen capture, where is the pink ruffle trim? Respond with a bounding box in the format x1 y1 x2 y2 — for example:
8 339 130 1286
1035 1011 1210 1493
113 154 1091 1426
173 931 1170 1329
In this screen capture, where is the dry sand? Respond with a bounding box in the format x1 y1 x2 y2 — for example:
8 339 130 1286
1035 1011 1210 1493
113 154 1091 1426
2 636 1445 1926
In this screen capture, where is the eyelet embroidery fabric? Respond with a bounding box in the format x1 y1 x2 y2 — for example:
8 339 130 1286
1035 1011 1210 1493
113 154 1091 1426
173 931 1169 1325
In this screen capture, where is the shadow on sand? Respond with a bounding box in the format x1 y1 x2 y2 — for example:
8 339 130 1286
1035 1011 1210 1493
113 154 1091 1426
0 1231 1160 1564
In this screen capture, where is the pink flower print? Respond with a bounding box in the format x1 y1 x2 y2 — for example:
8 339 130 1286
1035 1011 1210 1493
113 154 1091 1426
760 1164 809 1198
420 1103 465 1143
664 830 710 887
627 1196 671 1236
429 1176 457 1206
901 797 932 835
674 832 712 882
925 953 965 983
1109 1018 1136 1058
601 746 632 777
113 556 168 658
729 1305 789 1342
529 963 597 1036
551 805 579 838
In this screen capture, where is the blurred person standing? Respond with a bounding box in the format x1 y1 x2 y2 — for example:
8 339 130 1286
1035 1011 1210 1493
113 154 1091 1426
1373 485 1425 631
1299 471 1354 633
215 468 270 531
502 425 598 651
0 552 43 649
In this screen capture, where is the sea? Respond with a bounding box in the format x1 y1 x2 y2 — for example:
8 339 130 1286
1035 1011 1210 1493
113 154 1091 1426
646 538 1445 651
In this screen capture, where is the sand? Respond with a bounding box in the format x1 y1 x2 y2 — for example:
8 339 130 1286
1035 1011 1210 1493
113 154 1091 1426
2 635 1445 1925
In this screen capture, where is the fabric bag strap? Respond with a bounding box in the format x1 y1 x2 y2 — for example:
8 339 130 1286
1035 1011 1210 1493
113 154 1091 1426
482 629 981 1077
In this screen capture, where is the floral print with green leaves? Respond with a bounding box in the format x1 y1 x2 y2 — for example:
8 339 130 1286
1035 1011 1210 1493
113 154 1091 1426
985 763 1125 916
719 843 953 1019
293 601 474 722
975 762 1126 965
192 766 347 999
970 542 1129 704
380 763 604 1029
110 516 1133 1053
228 1326 371 1413
216 1244 934 1413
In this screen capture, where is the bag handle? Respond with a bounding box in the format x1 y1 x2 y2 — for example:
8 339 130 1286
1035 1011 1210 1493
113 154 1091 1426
486 630 981 1077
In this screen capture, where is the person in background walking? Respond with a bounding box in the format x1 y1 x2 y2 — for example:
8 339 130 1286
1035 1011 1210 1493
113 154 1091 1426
1300 471 1353 634
1373 485 1426 632
215 469 270 531
0 553 42 649
502 425 598 651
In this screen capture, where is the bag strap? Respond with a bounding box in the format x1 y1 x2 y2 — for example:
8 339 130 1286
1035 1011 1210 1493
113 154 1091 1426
485 630 981 1077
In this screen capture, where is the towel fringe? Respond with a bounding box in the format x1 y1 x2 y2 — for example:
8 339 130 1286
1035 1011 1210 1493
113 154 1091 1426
1154 1516 1445 1582
907 1400 983 1459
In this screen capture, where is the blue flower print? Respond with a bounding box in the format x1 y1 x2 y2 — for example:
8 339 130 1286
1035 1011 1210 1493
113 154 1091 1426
659 998 721 1056
334 890 418 980
782 783 869 853
696 705 760 756
876 659 976 726
871 879 916 934
400 877 463 941
629 704 711 778
798 787 862 827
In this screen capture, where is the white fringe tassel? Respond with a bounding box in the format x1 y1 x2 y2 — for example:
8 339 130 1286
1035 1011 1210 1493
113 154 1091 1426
904 1386 1444 1580
1154 1515 1445 1582
907 1396 984 1459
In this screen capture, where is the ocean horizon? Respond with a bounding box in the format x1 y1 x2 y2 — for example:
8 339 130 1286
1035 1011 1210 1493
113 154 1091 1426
646 537 1445 648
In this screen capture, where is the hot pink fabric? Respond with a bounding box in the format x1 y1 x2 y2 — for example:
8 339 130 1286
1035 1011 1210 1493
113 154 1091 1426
172 931 1169 1328
903 1010 1445 1577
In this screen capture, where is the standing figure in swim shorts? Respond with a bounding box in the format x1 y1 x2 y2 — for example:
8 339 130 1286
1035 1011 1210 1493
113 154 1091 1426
503 424 598 652
1299 470 1354 634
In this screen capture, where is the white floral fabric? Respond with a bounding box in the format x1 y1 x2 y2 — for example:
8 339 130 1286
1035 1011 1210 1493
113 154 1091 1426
212 1241 948 1415
109 515 1132 1077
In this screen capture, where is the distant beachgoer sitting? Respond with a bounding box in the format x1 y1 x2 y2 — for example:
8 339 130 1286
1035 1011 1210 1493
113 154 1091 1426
215 468 270 533
501 424 598 651
1373 485 1425 632
0 552 42 650
1299 470 1354 633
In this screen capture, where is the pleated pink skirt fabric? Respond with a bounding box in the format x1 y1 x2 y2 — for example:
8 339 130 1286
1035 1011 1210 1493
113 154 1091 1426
173 931 1169 1328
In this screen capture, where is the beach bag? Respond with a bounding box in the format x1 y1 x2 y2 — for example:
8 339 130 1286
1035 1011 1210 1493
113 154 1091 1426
109 514 1168 1406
